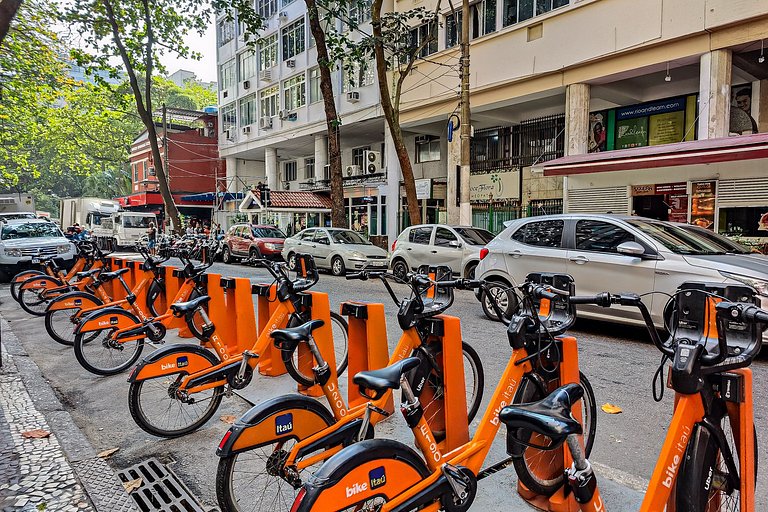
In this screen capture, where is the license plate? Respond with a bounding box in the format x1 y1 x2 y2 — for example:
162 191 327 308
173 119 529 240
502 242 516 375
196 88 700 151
31 258 40 264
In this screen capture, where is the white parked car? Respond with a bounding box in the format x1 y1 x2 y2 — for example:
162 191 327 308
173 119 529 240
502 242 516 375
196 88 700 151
390 224 494 280
475 214 768 328
0 219 76 281
282 228 389 276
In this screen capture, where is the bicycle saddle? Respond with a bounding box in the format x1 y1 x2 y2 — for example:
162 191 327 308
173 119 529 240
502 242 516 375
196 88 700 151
98 268 130 281
353 357 421 394
499 383 584 441
170 295 210 315
75 267 103 279
271 319 325 351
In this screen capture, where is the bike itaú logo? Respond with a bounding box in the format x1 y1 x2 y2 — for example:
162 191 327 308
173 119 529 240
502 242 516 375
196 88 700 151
97 316 120 328
275 412 293 435
161 362 176 371
345 467 386 498
74 299 82 306
490 377 518 426
661 424 691 489
176 356 189 368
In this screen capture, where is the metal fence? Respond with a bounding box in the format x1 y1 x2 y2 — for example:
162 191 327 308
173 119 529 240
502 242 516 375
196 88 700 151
472 199 563 234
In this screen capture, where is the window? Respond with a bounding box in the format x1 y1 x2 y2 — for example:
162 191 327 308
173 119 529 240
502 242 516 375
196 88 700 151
218 17 235 46
299 229 316 240
305 157 315 179
455 227 494 245
283 74 306 110
133 164 139 181
445 12 462 48
342 60 374 92
434 227 458 247
503 0 568 27
221 103 236 132
257 0 277 18
352 146 370 168
416 136 440 163
259 34 278 70
281 18 305 60
409 226 433 244
309 68 322 103
314 231 330 244
575 221 635 253
240 93 258 126
220 59 236 90
282 0 297 7
470 0 496 38
409 22 438 58
239 50 256 80
511 220 564 248
284 161 298 182
260 85 279 118
348 0 372 26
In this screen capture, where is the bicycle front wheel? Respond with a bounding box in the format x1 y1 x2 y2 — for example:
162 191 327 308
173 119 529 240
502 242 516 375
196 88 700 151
511 371 597 496
11 270 44 302
281 312 349 387
18 277 63 315
73 310 144 375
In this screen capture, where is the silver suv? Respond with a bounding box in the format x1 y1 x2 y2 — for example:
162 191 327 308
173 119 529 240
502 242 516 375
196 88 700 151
0 219 75 280
390 224 494 280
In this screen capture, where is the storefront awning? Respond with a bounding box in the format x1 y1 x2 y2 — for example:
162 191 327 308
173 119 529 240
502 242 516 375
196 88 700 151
239 190 332 213
537 133 768 176
180 192 244 202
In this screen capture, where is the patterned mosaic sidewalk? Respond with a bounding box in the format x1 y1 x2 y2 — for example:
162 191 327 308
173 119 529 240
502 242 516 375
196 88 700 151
0 347 92 512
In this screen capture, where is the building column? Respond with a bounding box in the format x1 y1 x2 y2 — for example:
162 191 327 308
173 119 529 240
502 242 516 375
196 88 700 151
384 127 400 246
699 49 732 139
565 83 590 156
446 133 460 224
225 157 238 192
314 134 328 177
265 147 278 190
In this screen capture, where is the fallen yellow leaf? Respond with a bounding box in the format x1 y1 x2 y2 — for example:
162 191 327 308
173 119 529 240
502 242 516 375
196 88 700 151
123 478 142 493
601 403 623 414
220 415 237 424
97 447 119 458
22 429 51 439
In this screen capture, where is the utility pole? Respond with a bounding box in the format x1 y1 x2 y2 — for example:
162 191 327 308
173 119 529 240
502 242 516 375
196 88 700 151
459 0 472 225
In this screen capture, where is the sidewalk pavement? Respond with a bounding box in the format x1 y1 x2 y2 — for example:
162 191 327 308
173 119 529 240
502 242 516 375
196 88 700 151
0 317 136 512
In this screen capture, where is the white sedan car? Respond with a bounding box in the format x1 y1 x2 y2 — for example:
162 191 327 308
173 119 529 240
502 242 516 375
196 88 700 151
282 228 389 276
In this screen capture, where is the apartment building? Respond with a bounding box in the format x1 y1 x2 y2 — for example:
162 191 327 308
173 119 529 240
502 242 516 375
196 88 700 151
216 0 395 239
388 0 768 240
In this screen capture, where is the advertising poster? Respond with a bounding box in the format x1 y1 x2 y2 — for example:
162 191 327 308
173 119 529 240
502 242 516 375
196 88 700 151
691 181 716 230
731 83 758 134
588 111 607 153
616 117 648 149
649 111 685 146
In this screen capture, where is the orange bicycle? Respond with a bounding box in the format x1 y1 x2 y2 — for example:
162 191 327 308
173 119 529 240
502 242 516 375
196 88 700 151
214 267 486 512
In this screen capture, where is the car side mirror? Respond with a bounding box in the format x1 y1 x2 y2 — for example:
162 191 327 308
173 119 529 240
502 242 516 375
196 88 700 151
448 240 462 249
617 241 646 257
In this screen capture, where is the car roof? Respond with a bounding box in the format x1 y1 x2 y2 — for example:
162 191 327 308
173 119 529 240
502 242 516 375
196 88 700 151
503 213 655 228
2 218 49 225
404 224 478 229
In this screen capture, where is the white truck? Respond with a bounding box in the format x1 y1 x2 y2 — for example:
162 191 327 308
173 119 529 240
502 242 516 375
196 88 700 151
59 197 120 231
91 211 157 250
0 193 37 221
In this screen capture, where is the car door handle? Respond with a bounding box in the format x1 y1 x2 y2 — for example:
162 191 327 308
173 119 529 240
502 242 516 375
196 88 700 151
430 250 437 254
507 250 522 258
311 244 317 248
406 247 412 251
569 256 589 264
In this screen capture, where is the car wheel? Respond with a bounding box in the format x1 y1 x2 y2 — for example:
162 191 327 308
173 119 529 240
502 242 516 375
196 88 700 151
392 259 408 281
222 246 233 264
249 247 261 265
482 281 517 321
331 256 345 276
465 263 478 280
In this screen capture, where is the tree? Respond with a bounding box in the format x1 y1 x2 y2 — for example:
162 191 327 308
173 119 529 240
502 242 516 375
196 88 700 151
0 0 21 46
62 0 215 232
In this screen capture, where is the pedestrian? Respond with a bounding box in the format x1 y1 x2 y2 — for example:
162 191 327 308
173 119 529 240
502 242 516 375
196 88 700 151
147 222 157 255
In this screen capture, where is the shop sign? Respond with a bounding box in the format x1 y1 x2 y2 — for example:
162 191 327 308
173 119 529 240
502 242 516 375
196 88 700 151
616 97 686 120
631 184 655 196
691 180 717 230
655 182 687 194
415 179 431 200
470 171 520 202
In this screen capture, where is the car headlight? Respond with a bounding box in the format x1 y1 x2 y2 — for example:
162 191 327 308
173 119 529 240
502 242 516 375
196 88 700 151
57 244 72 254
4 248 21 257
720 271 768 296
349 252 366 261
264 243 276 250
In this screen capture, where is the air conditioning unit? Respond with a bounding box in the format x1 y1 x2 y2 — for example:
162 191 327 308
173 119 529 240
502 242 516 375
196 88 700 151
364 150 381 174
323 164 331 179
286 59 296 68
206 121 214 128
259 69 272 82
243 80 251 89
278 110 287 119
148 167 156 177
415 134 430 144
259 117 273 129
346 91 360 103
223 90 229 99
345 164 360 176
242 126 252 134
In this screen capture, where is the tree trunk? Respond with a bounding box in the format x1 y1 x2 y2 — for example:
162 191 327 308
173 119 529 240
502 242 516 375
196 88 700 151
371 0 421 226
305 0 346 228
0 0 21 47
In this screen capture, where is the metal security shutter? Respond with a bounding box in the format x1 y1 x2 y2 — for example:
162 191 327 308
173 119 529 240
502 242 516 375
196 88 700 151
566 186 629 214
717 178 768 207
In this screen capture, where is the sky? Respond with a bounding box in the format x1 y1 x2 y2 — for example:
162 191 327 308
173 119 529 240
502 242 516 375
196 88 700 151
160 23 218 83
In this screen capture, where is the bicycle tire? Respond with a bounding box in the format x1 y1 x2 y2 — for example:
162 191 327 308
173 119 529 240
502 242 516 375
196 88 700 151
280 311 349 387
511 371 597 496
128 349 224 438
675 416 757 512
44 292 104 346
18 276 64 316
11 270 44 302
73 309 144 375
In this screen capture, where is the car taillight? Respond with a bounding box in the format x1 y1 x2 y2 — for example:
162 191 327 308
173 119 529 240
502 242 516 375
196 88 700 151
479 248 489 260
290 488 307 512
218 430 232 450
391 240 397 251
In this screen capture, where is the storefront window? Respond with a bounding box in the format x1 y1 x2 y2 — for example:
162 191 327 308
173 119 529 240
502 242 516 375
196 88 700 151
719 207 768 238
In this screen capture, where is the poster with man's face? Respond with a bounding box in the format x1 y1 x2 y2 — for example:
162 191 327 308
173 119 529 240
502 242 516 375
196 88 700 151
731 84 758 134
588 112 607 153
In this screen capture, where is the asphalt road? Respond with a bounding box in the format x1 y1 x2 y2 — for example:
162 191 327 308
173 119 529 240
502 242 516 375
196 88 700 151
3 255 767 511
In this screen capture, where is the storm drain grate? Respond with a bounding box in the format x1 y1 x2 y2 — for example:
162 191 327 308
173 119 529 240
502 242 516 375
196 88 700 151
117 458 205 512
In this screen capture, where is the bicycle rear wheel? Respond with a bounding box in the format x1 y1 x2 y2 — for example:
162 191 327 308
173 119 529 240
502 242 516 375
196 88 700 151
11 270 44 302
18 277 63 316
511 371 597 496
281 312 349 386
44 292 104 346
73 310 144 375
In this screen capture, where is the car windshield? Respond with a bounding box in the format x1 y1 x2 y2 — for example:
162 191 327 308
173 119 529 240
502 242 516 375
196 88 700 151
0 213 36 220
330 230 370 244
1 222 62 240
455 227 494 245
122 216 153 228
677 226 751 254
252 227 286 238
627 220 728 255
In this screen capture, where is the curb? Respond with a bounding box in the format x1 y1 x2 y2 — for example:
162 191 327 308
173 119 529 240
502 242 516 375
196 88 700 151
0 317 137 512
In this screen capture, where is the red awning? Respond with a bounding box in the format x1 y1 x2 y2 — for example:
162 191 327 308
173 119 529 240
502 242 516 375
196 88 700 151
538 133 768 176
